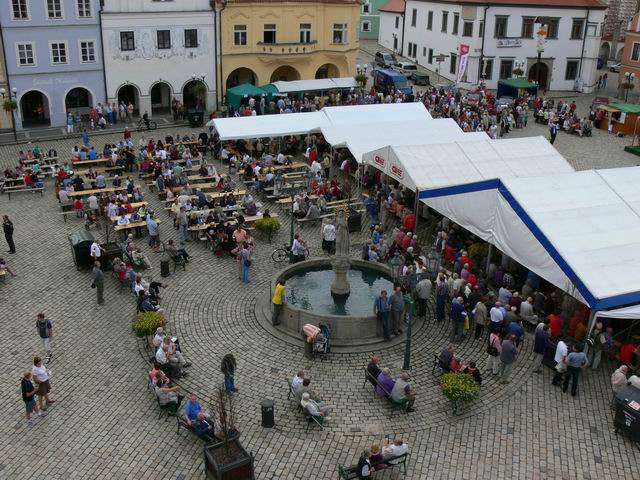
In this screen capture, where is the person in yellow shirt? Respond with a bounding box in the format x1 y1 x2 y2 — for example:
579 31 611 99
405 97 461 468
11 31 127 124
272 280 286 326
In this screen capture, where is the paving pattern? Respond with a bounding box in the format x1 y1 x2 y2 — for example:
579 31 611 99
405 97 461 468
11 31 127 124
0 103 639 480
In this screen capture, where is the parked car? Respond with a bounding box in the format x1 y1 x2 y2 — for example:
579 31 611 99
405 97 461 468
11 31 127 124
392 62 418 75
411 72 430 86
609 62 621 73
495 96 514 109
374 69 412 95
375 51 397 69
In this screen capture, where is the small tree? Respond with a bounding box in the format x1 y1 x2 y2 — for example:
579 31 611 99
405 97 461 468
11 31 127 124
132 311 167 337
3 100 17 112
254 217 281 243
191 82 207 102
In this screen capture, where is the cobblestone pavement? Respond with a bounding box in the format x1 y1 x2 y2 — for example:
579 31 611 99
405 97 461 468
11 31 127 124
0 121 639 480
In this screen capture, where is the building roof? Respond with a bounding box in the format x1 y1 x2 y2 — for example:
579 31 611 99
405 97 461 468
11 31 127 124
379 0 406 13
222 0 359 4
411 0 606 8
609 103 640 114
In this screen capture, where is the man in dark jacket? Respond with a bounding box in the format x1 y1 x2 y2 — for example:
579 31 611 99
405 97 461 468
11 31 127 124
533 324 550 373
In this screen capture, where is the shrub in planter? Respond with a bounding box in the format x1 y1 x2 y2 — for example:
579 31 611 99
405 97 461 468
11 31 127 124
254 217 281 243
133 311 167 337
3 100 17 112
440 372 480 415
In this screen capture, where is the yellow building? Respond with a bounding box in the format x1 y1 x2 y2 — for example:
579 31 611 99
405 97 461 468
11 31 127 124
219 0 360 93
0 34 13 132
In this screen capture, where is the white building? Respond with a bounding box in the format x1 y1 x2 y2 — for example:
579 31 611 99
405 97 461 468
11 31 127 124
101 0 217 116
379 0 607 93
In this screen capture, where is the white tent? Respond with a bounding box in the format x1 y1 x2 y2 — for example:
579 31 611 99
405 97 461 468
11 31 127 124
421 166 640 310
270 77 358 93
595 304 640 321
212 102 431 141
324 119 484 164
362 136 571 192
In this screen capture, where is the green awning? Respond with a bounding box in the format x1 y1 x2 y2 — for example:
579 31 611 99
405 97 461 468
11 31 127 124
226 83 267 110
609 103 640 114
260 84 278 94
498 78 538 89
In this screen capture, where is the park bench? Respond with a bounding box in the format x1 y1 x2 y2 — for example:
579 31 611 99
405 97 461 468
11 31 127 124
175 415 219 444
5 185 44 199
361 367 410 413
337 453 410 479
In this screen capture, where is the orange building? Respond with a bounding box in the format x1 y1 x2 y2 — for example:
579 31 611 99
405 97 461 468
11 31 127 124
620 13 640 80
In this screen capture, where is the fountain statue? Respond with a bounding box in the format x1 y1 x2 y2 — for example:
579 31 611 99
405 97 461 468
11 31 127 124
331 206 351 297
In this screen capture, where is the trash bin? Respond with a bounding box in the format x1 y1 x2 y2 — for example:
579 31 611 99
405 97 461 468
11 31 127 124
348 208 362 233
187 110 204 127
160 256 170 277
614 385 640 443
260 400 275 428
69 230 96 270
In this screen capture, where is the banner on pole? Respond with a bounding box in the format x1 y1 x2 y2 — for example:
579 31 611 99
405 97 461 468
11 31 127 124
456 44 470 83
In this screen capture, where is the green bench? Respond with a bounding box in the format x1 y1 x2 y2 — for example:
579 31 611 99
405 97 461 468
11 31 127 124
338 453 410 479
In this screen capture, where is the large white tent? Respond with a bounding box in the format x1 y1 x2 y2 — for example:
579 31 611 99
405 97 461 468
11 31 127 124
420 166 640 311
270 77 358 93
362 136 572 192
211 102 432 140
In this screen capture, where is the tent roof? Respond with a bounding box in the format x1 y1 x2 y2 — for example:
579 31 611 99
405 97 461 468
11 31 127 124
269 77 358 93
260 84 278 94
420 166 640 310
609 103 640 114
211 102 431 140
226 83 266 97
595 304 640 320
498 78 538 89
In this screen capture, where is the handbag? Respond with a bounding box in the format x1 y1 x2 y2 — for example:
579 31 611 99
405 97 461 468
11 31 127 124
486 336 498 356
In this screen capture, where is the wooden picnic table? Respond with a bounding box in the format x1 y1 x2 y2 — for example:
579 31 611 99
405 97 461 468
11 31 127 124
270 162 309 172
114 219 161 232
67 186 128 198
72 157 113 166
188 213 277 233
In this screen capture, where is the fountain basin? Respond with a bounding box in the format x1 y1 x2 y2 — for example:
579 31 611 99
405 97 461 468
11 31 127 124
272 258 395 342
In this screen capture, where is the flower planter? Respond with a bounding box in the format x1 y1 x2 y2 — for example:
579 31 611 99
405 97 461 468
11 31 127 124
204 439 254 480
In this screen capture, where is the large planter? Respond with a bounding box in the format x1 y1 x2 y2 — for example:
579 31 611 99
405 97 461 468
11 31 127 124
204 439 254 480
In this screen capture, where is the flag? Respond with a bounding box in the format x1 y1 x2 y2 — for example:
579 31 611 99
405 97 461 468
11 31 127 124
456 44 470 83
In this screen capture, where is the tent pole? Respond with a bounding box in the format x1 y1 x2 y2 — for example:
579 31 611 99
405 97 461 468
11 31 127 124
485 243 493 276
584 310 597 357
414 188 420 234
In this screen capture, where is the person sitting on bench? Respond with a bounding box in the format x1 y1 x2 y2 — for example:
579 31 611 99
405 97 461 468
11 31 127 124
193 412 216 442
367 356 382 386
382 438 409 464
389 372 416 412
375 368 395 397
438 345 455 372
154 376 182 414
300 392 330 420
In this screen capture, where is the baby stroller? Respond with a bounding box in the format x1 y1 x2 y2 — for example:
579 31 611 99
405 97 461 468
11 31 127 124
312 323 331 358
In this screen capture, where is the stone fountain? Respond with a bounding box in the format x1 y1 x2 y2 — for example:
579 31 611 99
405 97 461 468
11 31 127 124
330 207 351 297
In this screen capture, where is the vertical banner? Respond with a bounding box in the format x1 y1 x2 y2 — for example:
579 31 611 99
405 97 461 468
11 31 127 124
456 44 470 83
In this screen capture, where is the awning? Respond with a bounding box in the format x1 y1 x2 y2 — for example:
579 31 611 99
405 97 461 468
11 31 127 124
226 83 267 110
595 304 640 320
268 77 358 94
322 102 431 125
497 78 538 98
608 103 640 114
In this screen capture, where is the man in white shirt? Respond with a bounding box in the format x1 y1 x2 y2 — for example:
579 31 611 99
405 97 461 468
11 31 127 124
551 340 568 386
322 221 336 254
90 241 102 262
310 159 322 176
520 297 537 325
382 438 409 464
117 214 130 226
291 371 304 396
87 194 99 212
489 301 504 332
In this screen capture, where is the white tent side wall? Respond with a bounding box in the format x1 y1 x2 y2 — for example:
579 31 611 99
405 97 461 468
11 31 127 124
212 111 329 140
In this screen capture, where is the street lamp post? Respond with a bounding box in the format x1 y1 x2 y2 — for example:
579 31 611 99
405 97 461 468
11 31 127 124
0 87 18 143
355 64 368 88
624 72 636 102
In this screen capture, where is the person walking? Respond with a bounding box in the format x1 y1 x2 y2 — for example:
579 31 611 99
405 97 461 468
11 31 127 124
562 344 588 397
499 334 519 383
551 340 569 387
31 356 54 412
239 242 251 284
487 330 502 375
450 297 467 342
271 280 286 326
22 371 46 426
177 207 190 243
532 324 550 373
92 261 105 305
221 354 237 394
36 313 53 362
374 290 391 341
146 212 160 253
435 273 449 322
549 119 558 145
611 365 629 407
473 297 488 340
3 215 15 254
415 276 432 318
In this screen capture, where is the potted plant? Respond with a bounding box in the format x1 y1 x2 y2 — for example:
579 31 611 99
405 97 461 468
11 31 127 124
253 217 281 243
512 68 524 77
132 311 167 337
355 73 367 88
204 387 254 480
3 99 17 112
440 372 480 415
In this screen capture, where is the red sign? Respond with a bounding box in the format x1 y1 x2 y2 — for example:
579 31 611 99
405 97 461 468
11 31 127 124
391 164 404 179
374 155 385 167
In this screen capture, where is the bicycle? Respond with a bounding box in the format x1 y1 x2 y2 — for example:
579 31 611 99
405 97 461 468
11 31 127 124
271 243 309 263
136 118 158 132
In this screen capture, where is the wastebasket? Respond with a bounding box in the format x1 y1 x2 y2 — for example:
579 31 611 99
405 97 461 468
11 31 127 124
348 208 362 233
260 400 275 428
160 256 170 277
69 230 96 270
187 110 204 128
614 385 640 443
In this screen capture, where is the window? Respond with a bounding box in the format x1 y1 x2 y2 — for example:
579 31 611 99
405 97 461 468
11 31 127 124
632 43 640 61
362 21 371 32
363 3 370 14
450 53 457 74
565 60 579 80
571 19 585 40
586 22 598 37
481 59 493 80
463 21 473 37
495 16 508 38
521 17 534 38
300 23 311 43
479 20 484 37
546 18 560 39
442 12 448 33
184 29 198 48
395 16 399 29
47 0 63 19
12 0 28 19
333 23 347 44
453 13 459 35
263 24 276 44
77 0 92 18
499 59 513 79
50 42 68 65
79 40 96 63
423 47 426 57
407 42 417 57
427 11 433 31
157 30 171 49
411 9 417 27
120 31 135 51
234 25 247 46
428 48 433 64
393 36 398 51
16 43 35 66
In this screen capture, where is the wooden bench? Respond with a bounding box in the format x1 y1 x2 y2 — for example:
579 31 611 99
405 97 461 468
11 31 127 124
337 453 410 479
296 212 335 224
361 367 410 413
5 185 44 199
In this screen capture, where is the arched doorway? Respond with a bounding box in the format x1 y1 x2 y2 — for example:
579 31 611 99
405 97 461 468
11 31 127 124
19 90 50 128
315 63 340 79
270 65 300 83
150 82 172 115
117 84 140 116
226 68 257 90
183 80 207 111
65 87 92 114
599 43 610 64
528 63 549 90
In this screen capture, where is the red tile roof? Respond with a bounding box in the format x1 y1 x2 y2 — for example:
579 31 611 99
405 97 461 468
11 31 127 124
409 0 605 8
380 0 406 14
